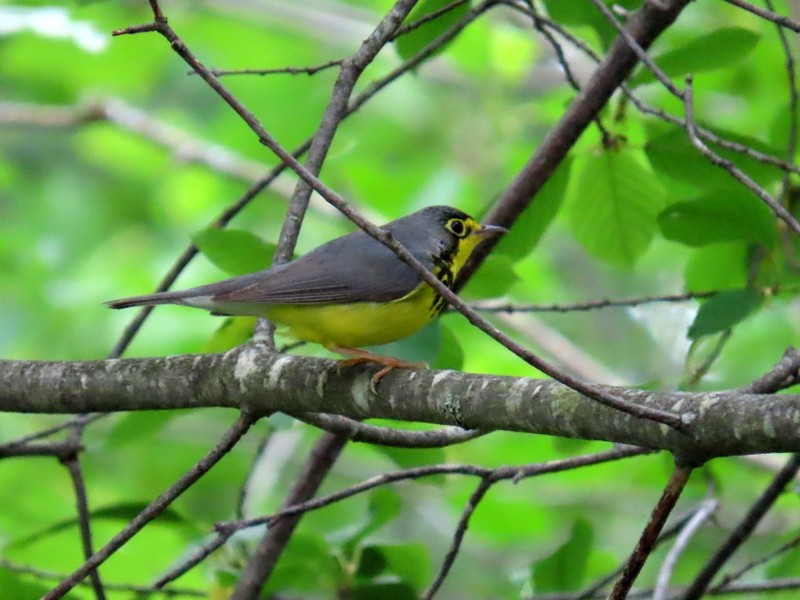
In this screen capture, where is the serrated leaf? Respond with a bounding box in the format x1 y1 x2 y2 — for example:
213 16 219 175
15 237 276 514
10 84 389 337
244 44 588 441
658 190 777 247
203 316 257 352
568 148 665 265
531 519 594 592
631 27 760 86
496 158 571 260
462 253 519 299
395 0 471 63
191 227 275 276
687 288 762 339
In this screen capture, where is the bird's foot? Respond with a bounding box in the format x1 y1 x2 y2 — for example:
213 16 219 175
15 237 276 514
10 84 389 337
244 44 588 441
329 346 426 392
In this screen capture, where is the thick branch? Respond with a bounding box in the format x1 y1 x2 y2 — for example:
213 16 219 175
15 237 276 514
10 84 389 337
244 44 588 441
3 345 800 461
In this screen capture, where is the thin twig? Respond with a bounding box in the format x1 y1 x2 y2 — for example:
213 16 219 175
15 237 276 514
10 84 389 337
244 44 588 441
61 449 106 600
230 432 348 599
608 465 694 599
43 411 256 600
684 76 800 237
653 497 719 600
0 559 204 598
210 59 342 77
713 530 800 591
723 0 800 32
422 478 493 599
292 413 487 447
471 291 719 314
740 346 800 394
220 446 649 535
683 453 800 599
522 2 611 143
587 0 683 97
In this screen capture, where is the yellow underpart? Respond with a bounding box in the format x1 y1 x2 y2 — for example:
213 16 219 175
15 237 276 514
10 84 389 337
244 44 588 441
264 283 436 349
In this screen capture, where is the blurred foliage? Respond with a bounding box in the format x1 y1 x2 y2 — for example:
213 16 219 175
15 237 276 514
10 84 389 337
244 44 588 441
1 0 800 598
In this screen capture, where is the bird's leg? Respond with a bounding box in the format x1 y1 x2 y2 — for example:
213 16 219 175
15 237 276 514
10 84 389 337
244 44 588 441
328 345 426 392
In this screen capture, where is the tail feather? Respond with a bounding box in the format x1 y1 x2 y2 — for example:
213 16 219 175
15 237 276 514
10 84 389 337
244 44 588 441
106 290 193 310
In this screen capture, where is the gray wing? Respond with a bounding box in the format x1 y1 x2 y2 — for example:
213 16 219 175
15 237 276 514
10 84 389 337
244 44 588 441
211 231 427 305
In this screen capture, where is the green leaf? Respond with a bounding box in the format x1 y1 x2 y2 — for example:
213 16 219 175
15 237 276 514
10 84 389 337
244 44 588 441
631 27 760 86
431 322 464 370
377 445 446 471
353 581 417 600
203 316 257 352
567 148 666 266
688 288 762 339
658 190 777 247
541 0 631 49
495 158 571 260
376 543 431 590
8 502 187 549
684 243 748 292
264 533 340 595
356 546 388 579
531 519 594 592
191 227 275 276
0 569 54 600
395 0 471 63
355 543 431 591
105 410 180 448
372 320 441 365
645 126 784 191
462 253 519 299
339 488 405 555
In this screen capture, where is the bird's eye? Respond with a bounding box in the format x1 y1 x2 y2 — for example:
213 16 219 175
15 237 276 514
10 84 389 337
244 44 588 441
446 218 467 238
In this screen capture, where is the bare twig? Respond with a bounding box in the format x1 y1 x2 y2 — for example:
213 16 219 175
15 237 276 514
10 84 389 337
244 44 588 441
471 291 718 314
221 446 648 536
723 0 800 32
61 450 106 600
210 59 342 77
683 453 800 599
741 346 800 394
712 530 800 591
0 559 204 598
653 497 719 600
230 432 348 599
684 76 800 237
292 413 487 447
608 465 694 599
422 478 493 600
43 412 256 599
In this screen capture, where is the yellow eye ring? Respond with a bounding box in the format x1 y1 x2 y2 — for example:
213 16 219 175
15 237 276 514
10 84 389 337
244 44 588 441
446 218 468 237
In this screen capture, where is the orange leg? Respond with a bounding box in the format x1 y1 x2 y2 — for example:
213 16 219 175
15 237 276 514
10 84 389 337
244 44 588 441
327 345 426 391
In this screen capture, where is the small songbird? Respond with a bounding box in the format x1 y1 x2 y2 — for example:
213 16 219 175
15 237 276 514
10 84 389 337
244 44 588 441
108 205 505 384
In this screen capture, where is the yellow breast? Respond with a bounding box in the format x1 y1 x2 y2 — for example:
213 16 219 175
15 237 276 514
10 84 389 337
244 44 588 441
264 283 437 349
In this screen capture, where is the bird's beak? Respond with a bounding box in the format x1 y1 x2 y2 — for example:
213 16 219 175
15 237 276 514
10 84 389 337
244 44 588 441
476 224 507 238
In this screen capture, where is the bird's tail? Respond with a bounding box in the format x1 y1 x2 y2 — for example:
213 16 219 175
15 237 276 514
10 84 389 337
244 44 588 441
106 290 194 310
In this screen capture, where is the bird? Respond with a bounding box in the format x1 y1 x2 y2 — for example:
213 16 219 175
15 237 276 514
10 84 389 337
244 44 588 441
107 205 506 386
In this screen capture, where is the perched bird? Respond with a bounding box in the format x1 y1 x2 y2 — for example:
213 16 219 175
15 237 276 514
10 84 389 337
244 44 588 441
108 205 505 384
